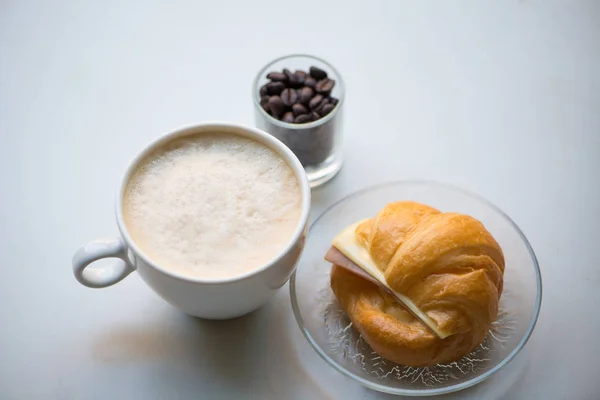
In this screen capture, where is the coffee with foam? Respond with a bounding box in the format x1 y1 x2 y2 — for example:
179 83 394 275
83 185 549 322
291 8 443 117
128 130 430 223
123 132 302 280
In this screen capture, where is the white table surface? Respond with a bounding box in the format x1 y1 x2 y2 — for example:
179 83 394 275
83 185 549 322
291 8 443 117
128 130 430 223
1 1 599 399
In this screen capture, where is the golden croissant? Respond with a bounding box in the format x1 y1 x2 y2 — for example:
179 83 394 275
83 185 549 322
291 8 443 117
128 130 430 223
327 201 505 366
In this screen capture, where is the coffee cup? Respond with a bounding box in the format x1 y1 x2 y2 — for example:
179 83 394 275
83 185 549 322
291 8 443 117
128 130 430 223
72 122 311 319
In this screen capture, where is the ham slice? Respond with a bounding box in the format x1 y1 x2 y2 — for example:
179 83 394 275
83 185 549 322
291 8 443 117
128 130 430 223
326 244 397 292
326 245 400 297
325 246 373 278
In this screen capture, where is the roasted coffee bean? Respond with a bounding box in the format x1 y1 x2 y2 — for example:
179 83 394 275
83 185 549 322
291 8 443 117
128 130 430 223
315 98 330 115
282 111 295 123
292 103 308 116
267 72 288 82
260 84 269 96
260 96 271 114
266 81 285 95
315 79 335 95
304 77 316 89
280 88 298 106
309 66 327 80
283 68 302 88
320 103 335 117
330 97 339 106
298 87 313 105
295 114 312 124
268 96 284 118
294 70 307 85
309 94 324 110
310 111 320 121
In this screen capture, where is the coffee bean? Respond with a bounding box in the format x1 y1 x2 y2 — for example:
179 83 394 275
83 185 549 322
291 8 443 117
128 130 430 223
298 87 313 105
260 96 271 114
315 98 330 115
282 69 295 84
330 97 339 106
309 66 327 80
284 68 301 88
304 77 316 89
310 111 320 121
315 79 335 95
320 103 335 117
309 94 324 110
294 70 307 85
268 96 284 118
282 111 295 123
295 114 312 124
267 72 288 82
266 81 285 95
292 103 308 116
260 84 268 96
280 88 298 106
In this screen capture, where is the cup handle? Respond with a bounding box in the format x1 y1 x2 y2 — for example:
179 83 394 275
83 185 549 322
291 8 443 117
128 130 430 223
72 237 136 288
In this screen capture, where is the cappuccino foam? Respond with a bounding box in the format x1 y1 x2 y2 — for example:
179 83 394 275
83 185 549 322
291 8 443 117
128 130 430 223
123 133 302 279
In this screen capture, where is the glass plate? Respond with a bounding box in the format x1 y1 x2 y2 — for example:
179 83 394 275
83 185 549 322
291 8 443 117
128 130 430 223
290 181 542 396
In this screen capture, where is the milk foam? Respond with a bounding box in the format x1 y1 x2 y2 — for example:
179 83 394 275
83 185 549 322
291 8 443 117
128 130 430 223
123 133 302 279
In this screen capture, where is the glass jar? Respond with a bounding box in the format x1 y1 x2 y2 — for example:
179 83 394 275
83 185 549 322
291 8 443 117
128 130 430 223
252 54 345 188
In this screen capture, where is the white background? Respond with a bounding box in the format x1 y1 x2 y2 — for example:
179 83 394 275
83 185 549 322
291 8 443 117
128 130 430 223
1 1 599 399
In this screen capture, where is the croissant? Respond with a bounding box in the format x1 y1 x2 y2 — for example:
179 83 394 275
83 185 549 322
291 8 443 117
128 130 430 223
327 201 505 366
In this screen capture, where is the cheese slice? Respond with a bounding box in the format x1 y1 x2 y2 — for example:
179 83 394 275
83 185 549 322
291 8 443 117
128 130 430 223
332 221 452 339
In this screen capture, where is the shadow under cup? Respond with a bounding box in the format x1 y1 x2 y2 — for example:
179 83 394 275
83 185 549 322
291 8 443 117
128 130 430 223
72 122 311 319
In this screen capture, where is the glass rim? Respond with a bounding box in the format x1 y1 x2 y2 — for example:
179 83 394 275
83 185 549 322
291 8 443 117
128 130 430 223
252 53 345 130
289 179 543 396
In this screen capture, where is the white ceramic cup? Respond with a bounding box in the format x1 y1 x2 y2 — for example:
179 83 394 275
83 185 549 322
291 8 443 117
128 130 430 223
72 122 311 319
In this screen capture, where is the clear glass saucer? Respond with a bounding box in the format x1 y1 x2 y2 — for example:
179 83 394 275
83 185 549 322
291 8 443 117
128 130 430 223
290 181 542 396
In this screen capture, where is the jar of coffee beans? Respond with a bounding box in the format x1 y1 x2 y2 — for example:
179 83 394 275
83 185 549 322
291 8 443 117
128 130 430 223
253 54 344 187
